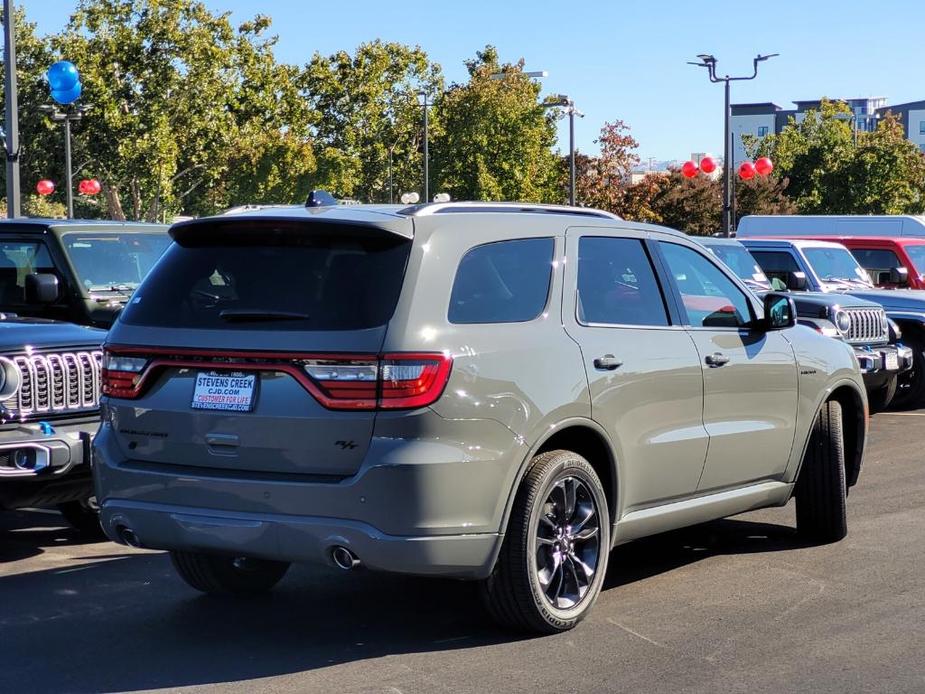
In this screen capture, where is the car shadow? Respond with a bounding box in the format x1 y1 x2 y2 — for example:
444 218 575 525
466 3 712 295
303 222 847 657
0 509 103 564
1 514 805 693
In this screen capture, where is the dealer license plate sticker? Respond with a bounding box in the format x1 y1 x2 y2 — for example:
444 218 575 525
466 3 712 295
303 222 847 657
191 372 256 412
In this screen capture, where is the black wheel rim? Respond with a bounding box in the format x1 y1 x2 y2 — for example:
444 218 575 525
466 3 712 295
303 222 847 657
534 476 601 610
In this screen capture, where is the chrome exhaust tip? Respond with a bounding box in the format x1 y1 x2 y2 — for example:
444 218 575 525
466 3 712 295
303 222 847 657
116 525 142 548
330 545 360 570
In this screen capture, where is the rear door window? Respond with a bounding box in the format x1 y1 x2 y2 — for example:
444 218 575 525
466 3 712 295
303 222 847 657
120 231 411 331
449 238 554 324
576 237 669 326
749 250 802 286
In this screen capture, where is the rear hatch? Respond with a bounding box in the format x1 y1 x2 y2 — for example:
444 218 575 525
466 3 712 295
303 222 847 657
102 214 434 479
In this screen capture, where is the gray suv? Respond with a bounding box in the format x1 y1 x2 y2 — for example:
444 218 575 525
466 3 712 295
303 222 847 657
94 202 868 633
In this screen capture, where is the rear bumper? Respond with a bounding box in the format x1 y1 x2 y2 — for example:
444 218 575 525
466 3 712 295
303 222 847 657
0 420 96 509
100 499 502 579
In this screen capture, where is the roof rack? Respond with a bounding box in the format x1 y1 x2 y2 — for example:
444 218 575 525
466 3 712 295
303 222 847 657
399 201 622 221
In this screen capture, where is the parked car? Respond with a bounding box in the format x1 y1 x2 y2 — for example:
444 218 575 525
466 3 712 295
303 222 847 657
0 218 169 532
94 202 867 633
741 238 925 408
700 237 910 411
737 214 925 239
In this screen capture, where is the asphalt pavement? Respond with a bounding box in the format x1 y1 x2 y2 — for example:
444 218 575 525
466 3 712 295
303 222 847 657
2 410 924 694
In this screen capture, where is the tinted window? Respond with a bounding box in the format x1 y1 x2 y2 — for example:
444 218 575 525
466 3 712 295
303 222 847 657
660 242 753 328
121 231 411 331
0 242 56 306
750 250 802 287
577 237 668 326
449 238 553 324
703 242 771 290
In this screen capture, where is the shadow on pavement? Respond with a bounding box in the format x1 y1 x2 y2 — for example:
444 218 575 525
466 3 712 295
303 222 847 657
0 513 804 693
0 509 103 564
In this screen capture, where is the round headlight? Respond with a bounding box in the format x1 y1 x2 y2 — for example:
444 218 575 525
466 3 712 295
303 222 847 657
0 357 21 402
834 309 851 335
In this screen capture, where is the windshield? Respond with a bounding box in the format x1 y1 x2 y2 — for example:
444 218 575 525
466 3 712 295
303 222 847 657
62 232 172 293
802 247 872 287
903 246 925 276
703 243 771 290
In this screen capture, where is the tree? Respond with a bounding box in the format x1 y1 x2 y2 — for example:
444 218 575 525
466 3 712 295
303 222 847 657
735 175 797 221
749 99 925 215
649 171 722 236
431 46 560 202
301 40 442 202
574 121 640 212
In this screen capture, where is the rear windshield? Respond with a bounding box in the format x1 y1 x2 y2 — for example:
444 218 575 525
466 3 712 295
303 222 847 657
120 231 411 331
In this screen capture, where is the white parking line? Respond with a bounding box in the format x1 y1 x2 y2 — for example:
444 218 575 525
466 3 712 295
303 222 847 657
877 412 925 416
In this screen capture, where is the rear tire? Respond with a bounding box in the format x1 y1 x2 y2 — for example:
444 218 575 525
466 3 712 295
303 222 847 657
170 551 290 595
867 376 897 413
894 334 925 408
795 400 847 543
479 449 610 634
57 497 104 537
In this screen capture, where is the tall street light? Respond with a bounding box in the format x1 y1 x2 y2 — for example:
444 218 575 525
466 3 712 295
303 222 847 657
418 91 430 203
544 95 583 206
39 103 90 218
3 0 21 218
689 53 778 236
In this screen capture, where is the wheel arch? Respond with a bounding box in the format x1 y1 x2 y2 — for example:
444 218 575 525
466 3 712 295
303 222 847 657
500 418 621 541
795 381 867 489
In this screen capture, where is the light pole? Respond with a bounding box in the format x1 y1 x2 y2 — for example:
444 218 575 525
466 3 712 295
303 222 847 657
418 91 430 203
3 0 21 218
689 53 778 236
544 95 583 206
39 104 89 218
387 142 396 204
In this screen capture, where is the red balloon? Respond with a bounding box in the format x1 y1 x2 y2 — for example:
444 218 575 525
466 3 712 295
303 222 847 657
79 178 101 195
681 160 699 178
699 156 717 174
88 179 101 195
738 161 757 180
36 179 55 196
754 156 774 176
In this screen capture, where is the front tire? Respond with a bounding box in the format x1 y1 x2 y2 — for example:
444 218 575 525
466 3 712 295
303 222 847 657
868 376 897 413
57 497 104 537
479 449 610 634
894 333 925 408
170 551 290 595
795 400 847 543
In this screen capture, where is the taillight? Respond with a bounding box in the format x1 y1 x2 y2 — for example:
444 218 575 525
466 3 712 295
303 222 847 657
303 358 379 410
101 352 148 399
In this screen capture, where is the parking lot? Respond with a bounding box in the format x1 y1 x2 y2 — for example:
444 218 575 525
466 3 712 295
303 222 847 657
1 409 923 694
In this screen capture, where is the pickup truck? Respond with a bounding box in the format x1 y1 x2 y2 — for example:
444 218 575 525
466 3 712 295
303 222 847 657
741 238 925 408
701 237 911 411
0 218 169 532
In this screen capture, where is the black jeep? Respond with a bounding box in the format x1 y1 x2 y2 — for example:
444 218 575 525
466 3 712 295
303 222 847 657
0 218 169 532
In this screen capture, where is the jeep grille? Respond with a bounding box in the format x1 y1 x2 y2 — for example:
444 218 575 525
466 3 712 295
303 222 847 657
845 308 888 345
8 350 103 418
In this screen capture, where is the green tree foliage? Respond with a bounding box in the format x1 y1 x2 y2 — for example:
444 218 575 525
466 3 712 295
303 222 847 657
750 99 925 214
301 40 442 201
431 46 560 202
574 121 640 212
649 171 722 236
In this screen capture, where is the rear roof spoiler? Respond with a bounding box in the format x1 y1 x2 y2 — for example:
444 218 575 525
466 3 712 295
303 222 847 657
169 213 414 243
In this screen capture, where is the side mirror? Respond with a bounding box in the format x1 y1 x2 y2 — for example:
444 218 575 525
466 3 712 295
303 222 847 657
889 266 909 286
785 271 808 291
763 292 796 330
25 273 59 304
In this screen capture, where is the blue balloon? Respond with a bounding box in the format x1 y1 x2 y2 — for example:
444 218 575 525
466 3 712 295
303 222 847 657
51 81 82 105
46 60 80 92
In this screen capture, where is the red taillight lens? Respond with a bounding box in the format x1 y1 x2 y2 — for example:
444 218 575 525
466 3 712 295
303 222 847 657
101 352 148 399
379 353 453 409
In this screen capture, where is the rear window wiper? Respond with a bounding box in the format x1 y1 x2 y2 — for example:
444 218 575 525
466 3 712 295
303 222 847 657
218 309 310 322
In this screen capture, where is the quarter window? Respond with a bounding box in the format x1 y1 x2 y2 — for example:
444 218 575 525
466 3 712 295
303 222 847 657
576 237 669 326
449 238 554 324
659 242 753 328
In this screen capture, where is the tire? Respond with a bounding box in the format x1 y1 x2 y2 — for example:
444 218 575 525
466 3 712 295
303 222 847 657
795 400 847 544
894 333 925 409
479 449 610 634
867 376 897 413
170 551 290 595
57 497 104 537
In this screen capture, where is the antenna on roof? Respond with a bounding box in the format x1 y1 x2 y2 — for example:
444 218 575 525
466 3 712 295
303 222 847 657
305 190 338 208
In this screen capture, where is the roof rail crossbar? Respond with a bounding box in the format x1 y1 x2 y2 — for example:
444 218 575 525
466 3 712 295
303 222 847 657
398 201 621 220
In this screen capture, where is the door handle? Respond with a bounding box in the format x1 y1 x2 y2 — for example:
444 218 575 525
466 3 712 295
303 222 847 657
593 355 623 370
704 352 730 367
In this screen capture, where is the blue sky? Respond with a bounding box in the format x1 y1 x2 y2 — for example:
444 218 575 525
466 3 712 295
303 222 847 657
24 0 925 162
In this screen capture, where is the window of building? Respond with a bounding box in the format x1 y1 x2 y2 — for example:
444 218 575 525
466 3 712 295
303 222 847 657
659 243 753 329
448 238 554 324
576 237 669 326
757 126 769 137
919 120 925 135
